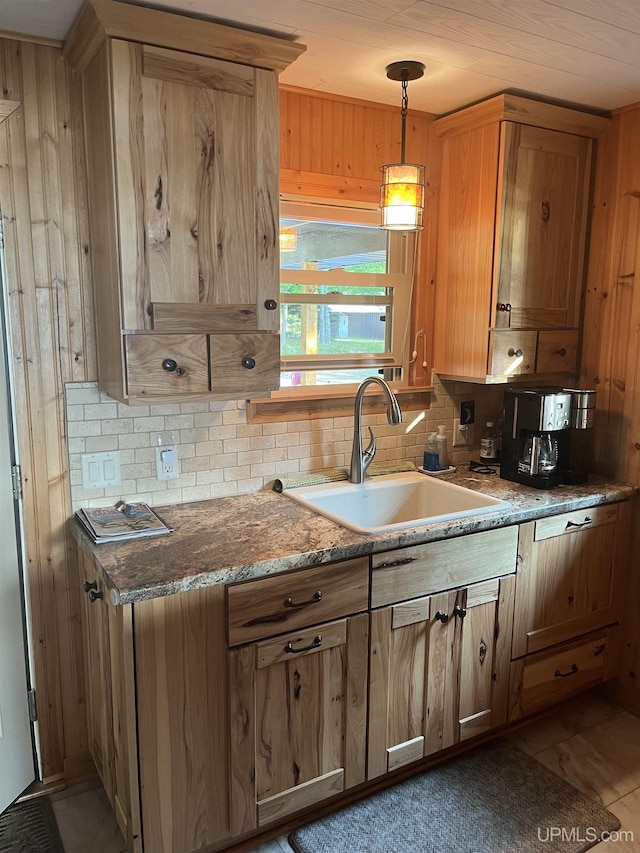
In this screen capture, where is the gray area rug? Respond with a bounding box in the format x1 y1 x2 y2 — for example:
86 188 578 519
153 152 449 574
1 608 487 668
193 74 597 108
0 797 64 853
289 739 621 853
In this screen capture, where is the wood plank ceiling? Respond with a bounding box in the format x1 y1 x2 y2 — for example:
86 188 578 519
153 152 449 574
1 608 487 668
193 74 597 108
1 0 640 114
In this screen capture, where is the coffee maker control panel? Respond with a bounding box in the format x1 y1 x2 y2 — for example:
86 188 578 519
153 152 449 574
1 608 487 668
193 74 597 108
541 394 571 431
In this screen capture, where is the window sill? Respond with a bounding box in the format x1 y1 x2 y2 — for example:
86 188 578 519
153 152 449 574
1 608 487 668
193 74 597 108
246 385 433 423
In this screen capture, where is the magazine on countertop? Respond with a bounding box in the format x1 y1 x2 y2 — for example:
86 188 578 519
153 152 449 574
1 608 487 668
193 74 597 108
75 501 173 544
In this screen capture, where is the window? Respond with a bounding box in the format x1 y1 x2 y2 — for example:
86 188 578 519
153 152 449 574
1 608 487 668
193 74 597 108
279 200 415 389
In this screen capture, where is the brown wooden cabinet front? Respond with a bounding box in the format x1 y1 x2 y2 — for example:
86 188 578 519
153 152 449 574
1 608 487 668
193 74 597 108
493 123 590 331
79 556 141 852
368 575 515 780
81 38 281 402
229 614 368 834
512 504 623 659
433 97 596 382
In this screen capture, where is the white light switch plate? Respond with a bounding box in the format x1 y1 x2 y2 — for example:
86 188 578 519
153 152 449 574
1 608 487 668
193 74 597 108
81 451 121 489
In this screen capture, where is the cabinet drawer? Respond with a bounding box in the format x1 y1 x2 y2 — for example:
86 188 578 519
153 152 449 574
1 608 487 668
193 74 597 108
533 504 618 541
371 527 518 609
536 329 578 373
489 331 536 377
509 629 613 720
227 557 369 646
125 333 209 396
210 333 280 396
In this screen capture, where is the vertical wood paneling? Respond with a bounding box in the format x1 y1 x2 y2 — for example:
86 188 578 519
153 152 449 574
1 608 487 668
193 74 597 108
0 38 93 782
580 105 640 714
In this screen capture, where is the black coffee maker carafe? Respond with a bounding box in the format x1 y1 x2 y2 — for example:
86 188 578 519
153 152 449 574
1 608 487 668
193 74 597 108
500 388 572 488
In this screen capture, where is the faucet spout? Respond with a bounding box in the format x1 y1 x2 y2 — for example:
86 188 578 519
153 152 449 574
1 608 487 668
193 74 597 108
349 376 402 484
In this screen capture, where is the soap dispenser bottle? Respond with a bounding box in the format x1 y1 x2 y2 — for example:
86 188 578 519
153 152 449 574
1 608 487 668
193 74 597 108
423 432 439 471
435 424 449 470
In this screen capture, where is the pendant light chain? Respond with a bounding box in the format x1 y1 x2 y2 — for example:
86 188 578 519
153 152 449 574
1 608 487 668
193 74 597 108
400 76 408 164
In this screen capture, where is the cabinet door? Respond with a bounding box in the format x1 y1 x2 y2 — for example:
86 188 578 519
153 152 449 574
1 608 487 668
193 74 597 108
110 40 279 334
512 504 623 658
79 556 141 852
229 614 368 834
368 576 514 779
494 123 591 330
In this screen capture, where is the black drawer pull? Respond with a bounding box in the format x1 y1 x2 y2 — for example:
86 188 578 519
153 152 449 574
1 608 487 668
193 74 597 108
242 357 256 370
453 605 467 619
284 591 322 609
554 663 578 678
162 358 178 372
557 347 567 357
285 635 322 654
434 610 449 624
89 589 104 603
565 517 592 530
497 303 512 312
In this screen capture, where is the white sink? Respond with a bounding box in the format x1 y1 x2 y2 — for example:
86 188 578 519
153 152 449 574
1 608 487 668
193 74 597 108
283 471 511 535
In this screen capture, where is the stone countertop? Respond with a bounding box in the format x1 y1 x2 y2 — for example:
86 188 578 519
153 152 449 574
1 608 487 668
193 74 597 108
71 470 634 606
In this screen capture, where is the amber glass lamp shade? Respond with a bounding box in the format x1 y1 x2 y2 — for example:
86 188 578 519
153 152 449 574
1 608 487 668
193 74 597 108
379 163 425 231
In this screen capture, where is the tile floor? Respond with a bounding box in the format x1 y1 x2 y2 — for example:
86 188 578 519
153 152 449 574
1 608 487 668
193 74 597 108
49 689 640 853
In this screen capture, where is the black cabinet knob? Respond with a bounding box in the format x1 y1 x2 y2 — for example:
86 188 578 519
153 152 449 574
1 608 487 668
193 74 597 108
453 605 467 619
264 299 277 310
83 580 97 593
434 610 449 624
89 589 104 603
557 347 567 357
242 357 256 370
162 358 178 372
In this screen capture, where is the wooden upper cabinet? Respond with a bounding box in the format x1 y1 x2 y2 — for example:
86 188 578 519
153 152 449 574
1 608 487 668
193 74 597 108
494 123 591 331
110 41 278 334
432 94 607 383
65 0 304 402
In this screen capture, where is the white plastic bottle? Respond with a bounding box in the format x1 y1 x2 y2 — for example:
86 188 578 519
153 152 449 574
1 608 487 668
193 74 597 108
435 424 449 470
479 421 499 463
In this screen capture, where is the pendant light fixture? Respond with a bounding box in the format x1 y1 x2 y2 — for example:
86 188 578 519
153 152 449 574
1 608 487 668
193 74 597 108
380 60 425 231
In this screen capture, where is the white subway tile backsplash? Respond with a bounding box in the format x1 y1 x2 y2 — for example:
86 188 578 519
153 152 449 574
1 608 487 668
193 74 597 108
65 379 504 512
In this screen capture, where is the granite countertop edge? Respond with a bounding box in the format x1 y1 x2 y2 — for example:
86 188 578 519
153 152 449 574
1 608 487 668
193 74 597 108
70 473 635 606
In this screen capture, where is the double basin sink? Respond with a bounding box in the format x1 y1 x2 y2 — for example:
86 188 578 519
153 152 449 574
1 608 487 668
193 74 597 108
283 471 511 535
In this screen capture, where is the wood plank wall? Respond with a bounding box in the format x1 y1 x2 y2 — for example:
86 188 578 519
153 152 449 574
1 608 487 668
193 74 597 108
279 86 440 384
579 102 640 714
0 38 94 782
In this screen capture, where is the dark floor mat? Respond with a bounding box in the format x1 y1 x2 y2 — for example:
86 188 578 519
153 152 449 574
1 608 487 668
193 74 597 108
0 797 64 853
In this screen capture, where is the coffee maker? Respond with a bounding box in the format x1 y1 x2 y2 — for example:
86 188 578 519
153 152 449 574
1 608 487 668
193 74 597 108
500 388 573 488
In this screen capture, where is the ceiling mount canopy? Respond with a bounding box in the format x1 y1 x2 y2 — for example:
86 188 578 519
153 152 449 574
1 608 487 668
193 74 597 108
380 60 426 232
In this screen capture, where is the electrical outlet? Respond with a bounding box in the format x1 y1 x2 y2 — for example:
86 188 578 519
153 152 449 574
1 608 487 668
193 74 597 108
460 400 475 426
155 444 179 480
453 418 475 447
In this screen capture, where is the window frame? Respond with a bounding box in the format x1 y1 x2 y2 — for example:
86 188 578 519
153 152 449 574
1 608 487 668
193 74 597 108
278 199 415 385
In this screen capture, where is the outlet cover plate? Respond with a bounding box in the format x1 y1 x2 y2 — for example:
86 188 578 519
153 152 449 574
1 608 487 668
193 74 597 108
453 418 475 447
81 451 121 489
155 445 179 480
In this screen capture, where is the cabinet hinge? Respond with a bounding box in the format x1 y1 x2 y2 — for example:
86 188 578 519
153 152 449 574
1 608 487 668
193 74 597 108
11 464 22 500
27 689 37 722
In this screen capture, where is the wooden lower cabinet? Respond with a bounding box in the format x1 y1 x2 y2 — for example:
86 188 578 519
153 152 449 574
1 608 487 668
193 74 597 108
509 628 617 720
228 613 369 834
79 557 141 853
368 575 515 779
512 503 628 658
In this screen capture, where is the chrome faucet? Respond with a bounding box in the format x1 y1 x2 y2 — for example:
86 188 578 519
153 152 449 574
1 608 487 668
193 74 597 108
349 376 402 484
